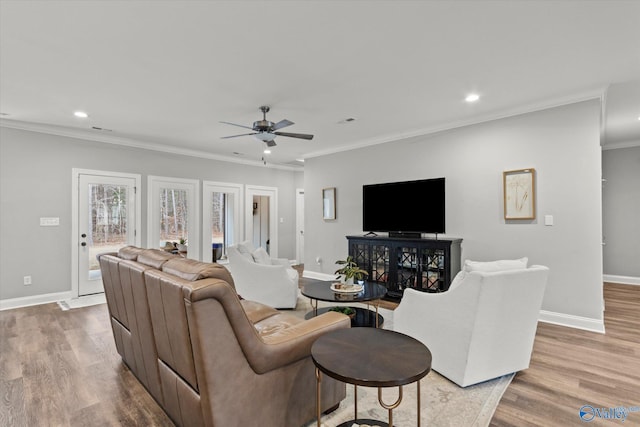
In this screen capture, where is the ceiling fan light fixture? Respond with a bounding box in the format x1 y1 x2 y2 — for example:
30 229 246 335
254 132 276 142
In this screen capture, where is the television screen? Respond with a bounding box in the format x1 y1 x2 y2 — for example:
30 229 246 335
363 177 445 234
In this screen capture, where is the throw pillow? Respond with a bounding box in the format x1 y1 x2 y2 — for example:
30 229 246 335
463 257 528 273
252 246 272 265
236 240 255 255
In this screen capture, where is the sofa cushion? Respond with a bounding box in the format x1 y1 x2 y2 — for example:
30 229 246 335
240 300 280 324
137 249 177 269
252 247 272 265
162 258 233 282
463 257 528 273
118 245 146 261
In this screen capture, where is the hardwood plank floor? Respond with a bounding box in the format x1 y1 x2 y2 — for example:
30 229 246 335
491 283 640 427
1 282 637 426
0 302 173 427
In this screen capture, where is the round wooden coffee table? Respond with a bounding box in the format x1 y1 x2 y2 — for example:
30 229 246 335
311 328 432 427
301 281 387 327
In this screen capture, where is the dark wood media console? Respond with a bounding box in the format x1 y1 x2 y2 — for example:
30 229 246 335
347 235 462 301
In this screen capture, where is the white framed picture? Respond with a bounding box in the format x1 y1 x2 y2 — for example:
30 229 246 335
503 168 536 220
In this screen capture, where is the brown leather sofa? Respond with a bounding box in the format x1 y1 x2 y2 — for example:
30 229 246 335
99 246 349 427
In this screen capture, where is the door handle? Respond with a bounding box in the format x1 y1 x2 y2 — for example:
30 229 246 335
81 242 87 247
81 233 87 238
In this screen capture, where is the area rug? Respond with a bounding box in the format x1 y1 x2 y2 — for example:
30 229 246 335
290 294 513 427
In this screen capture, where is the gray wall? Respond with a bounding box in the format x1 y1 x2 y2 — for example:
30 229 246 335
0 127 299 301
304 100 604 322
602 145 640 278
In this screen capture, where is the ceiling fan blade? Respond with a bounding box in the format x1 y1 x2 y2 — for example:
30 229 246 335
221 132 257 139
265 140 277 147
272 119 294 131
274 131 314 140
220 121 255 130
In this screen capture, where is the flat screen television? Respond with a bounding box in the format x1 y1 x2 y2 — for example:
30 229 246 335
363 177 445 235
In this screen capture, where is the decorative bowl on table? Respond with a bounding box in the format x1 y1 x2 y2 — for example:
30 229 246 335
330 283 364 294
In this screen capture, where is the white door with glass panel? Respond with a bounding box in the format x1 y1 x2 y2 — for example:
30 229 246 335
202 181 243 262
76 172 139 296
147 176 200 260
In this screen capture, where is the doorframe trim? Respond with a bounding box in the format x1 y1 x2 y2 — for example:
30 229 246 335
71 168 142 299
202 181 244 261
245 184 278 258
295 188 304 265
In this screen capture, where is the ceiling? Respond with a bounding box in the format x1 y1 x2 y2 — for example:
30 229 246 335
1 1 639 169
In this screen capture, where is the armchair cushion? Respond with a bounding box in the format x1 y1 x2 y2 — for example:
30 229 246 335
252 246 272 265
236 240 255 255
463 257 528 273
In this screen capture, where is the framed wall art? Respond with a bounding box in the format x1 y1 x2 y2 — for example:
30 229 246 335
322 187 336 220
503 168 536 220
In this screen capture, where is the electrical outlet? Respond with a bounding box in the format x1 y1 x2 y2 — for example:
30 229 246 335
23 276 32 285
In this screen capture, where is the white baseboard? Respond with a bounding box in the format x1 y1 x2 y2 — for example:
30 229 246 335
539 310 605 334
603 274 640 286
0 291 74 311
302 270 335 281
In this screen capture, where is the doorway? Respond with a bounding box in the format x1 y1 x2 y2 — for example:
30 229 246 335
245 185 278 257
72 169 141 297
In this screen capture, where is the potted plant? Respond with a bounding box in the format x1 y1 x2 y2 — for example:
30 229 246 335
334 256 368 285
328 306 356 319
176 238 188 253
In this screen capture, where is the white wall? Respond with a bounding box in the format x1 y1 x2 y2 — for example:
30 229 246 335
304 100 604 327
0 127 300 302
602 145 640 281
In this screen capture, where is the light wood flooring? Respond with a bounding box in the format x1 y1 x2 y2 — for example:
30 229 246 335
0 281 638 426
492 282 640 426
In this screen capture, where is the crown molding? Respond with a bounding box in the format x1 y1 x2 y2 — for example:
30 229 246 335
304 87 607 159
0 119 301 172
601 140 640 150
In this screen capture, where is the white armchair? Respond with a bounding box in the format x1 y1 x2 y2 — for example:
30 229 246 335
225 242 299 309
394 261 549 387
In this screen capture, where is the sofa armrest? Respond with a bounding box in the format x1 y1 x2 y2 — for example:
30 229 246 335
185 281 350 374
270 257 290 267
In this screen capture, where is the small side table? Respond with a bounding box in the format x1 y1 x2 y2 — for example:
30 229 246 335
311 328 432 427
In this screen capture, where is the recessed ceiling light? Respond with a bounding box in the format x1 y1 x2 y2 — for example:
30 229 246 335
263 149 271 154
296 158 305 163
74 111 89 118
465 94 480 103
338 117 357 124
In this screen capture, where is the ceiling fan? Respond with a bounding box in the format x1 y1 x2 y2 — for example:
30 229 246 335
220 106 314 147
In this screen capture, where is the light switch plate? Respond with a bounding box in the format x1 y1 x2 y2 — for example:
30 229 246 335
40 217 60 226
544 215 554 226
